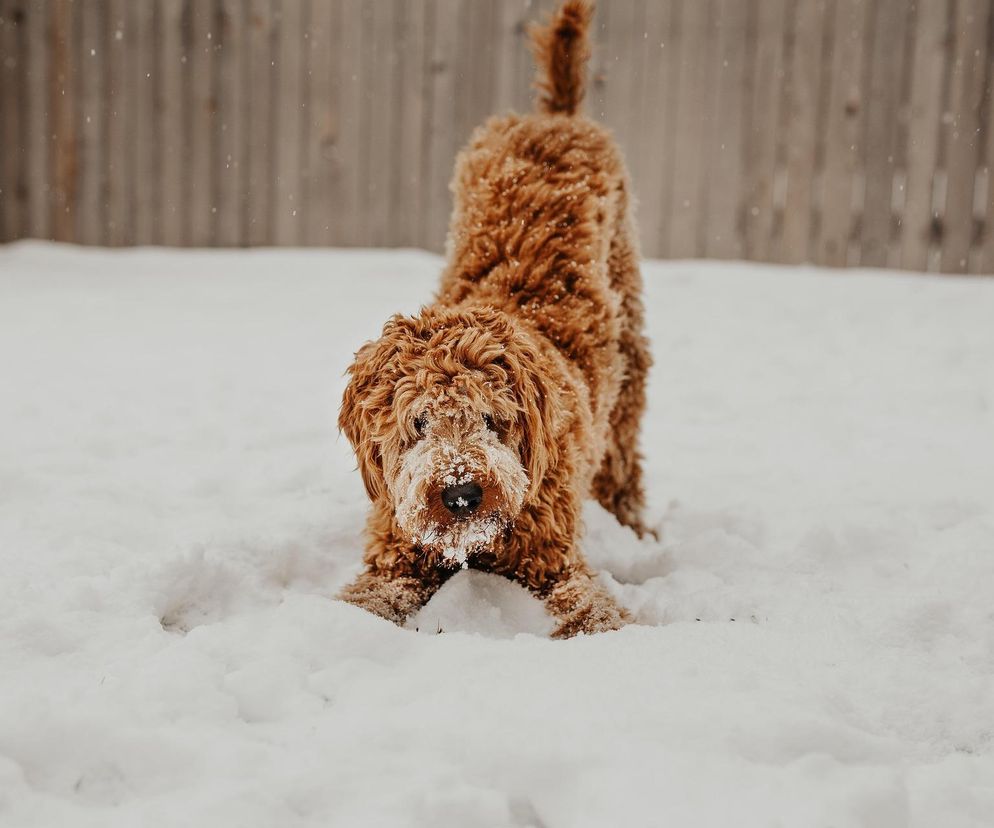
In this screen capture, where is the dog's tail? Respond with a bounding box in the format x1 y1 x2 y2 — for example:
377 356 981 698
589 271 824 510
530 0 594 116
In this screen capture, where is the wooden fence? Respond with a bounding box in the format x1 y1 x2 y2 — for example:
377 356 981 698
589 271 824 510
1 0 993 273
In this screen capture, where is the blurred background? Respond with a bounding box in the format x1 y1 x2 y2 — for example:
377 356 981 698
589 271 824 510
0 0 992 273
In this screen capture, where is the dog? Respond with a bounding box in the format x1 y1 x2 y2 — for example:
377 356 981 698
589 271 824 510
337 0 651 638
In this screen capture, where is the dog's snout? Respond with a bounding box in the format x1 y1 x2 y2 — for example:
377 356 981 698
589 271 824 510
441 482 483 517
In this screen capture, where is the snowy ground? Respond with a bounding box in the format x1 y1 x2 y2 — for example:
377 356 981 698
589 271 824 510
1 242 992 827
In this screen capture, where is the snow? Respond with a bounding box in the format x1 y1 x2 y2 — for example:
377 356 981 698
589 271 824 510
1 241 993 827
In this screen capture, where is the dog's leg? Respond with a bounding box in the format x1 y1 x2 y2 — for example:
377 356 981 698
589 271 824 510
338 565 448 627
592 343 652 537
542 566 632 639
338 503 452 626
593 220 655 538
500 489 631 637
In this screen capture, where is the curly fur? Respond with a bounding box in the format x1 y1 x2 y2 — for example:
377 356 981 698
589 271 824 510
338 0 651 638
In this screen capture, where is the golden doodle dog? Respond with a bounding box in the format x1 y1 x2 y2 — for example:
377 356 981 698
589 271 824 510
338 0 651 638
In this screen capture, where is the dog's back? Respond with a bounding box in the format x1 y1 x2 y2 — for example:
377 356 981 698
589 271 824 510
437 0 643 433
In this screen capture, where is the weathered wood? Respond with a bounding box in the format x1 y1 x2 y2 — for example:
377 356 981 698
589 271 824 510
1 0 991 273
245 0 275 246
24 0 50 241
49 0 75 242
128 0 156 246
465 0 499 143
942 0 989 273
302 0 336 246
216 0 247 247
637 0 677 258
273 0 305 245
859 0 910 268
363 0 398 247
778 0 829 264
392 0 428 248
0 0 23 242
0 2 7 241
74 0 105 245
981 4 994 272
104 0 128 245
818 0 867 267
601 0 641 166
184 0 215 246
329 0 363 247
742 0 787 262
704 0 748 259
493 0 531 116
668 0 712 258
157 0 184 246
901 0 948 272
423 0 460 251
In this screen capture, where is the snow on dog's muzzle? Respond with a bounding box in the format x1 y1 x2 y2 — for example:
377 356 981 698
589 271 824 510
388 414 528 566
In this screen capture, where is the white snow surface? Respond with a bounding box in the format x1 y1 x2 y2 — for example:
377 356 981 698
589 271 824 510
1 242 993 827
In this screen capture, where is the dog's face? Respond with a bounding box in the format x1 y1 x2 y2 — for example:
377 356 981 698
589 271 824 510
340 307 563 564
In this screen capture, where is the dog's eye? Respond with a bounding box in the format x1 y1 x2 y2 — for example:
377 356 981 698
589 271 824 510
413 413 428 437
483 414 496 432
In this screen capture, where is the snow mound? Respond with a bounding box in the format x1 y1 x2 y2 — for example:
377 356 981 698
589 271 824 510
1 242 993 827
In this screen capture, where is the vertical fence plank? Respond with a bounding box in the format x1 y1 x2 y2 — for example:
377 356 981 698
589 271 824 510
391 0 428 247
0 0 23 242
216 0 246 246
105 0 128 245
469 0 500 136
423 0 460 251
942 0 989 272
742 0 786 261
128 1 156 245
185 0 215 245
302 0 336 246
703 0 748 259
601 0 642 166
24 0 50 240
74 0 105 244
668 0 711 258
273 1 305 245
493 0 531 115
50 0 75 241
778 0 829 264
981 7 994 272
450 0 497 204
329 0 363 247
901 0 948 272
603 0 662 255
587 1 610 123
354 0 374 246
364 0 398 247
818 0 867 266
859 0 909 267
0 1 7 240
636 1 677 258
158 0 184 245
245 0 275 245
385 0 418 247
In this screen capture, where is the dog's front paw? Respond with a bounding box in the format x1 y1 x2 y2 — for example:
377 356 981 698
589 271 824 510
550 597 630 638
338 571 436 626
545 571 632 639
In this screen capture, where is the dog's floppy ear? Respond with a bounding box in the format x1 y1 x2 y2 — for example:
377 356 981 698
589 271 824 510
339 320 408 502
504 335 566 500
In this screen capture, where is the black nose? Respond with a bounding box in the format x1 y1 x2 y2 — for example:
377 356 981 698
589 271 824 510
441 482 483 517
